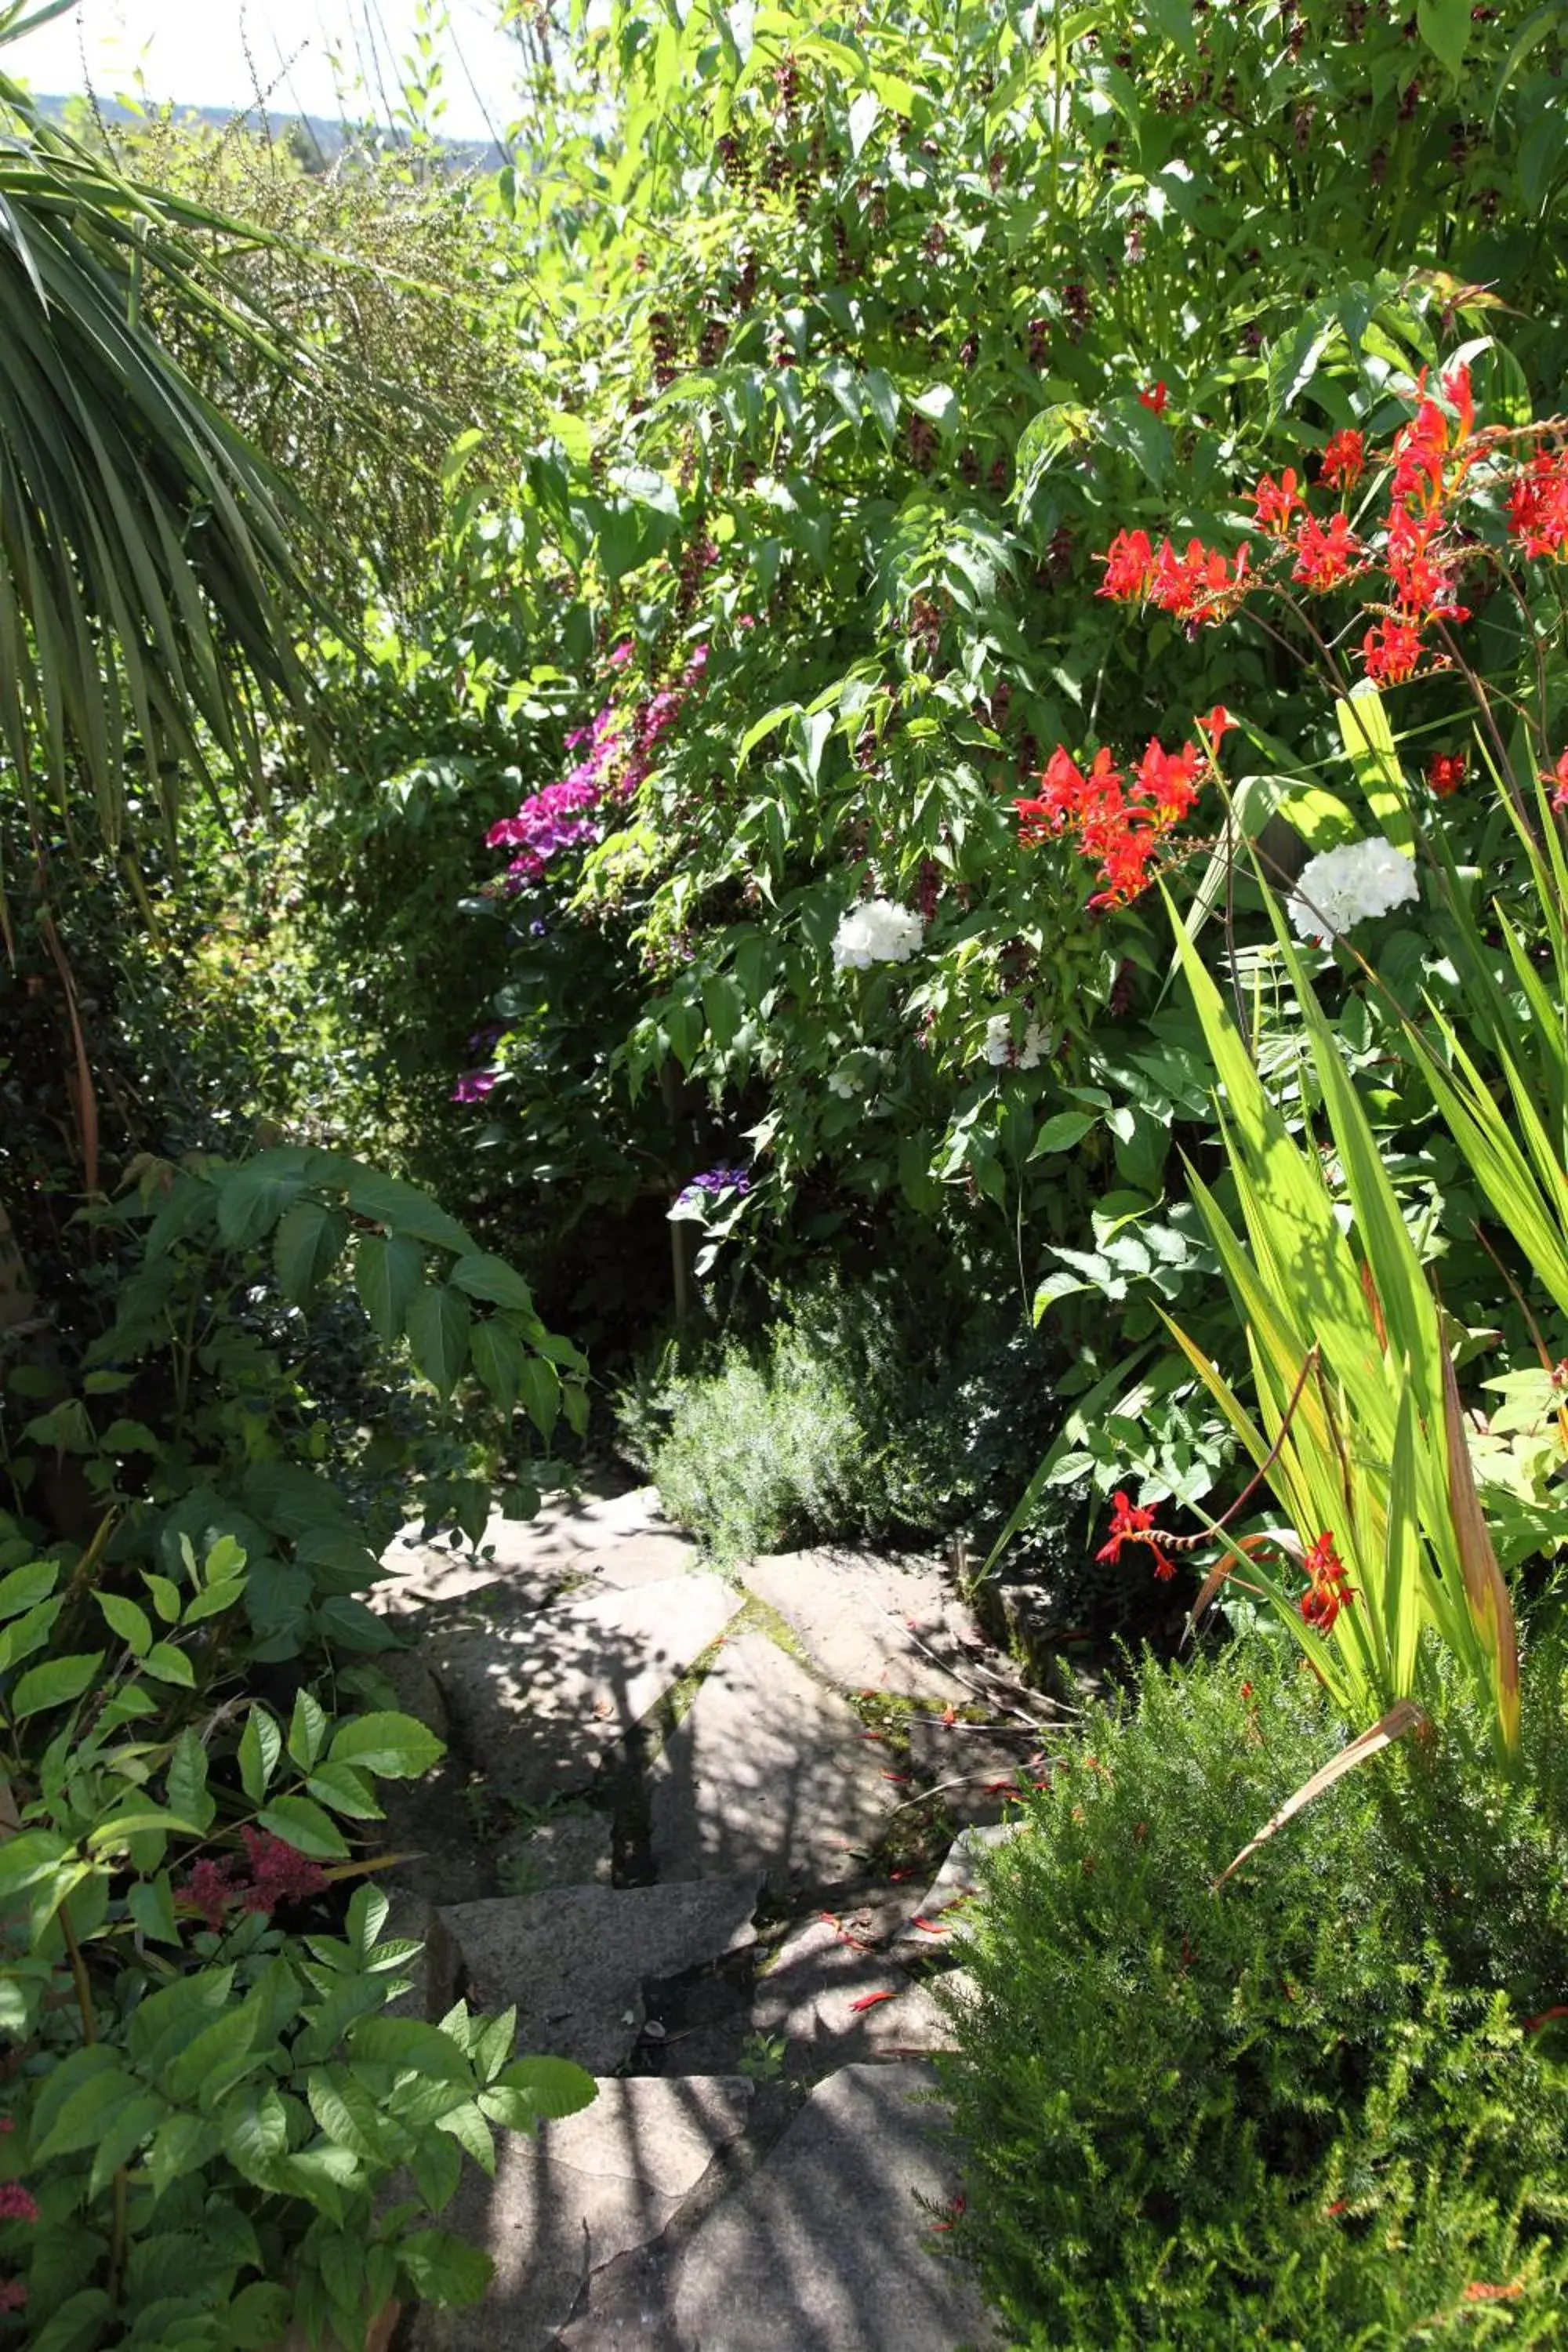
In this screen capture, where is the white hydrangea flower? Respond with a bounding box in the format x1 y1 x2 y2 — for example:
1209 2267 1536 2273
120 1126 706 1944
831 898 925 971
982 1015 1054 1071
1287 837 1419 946
1017 1020 1053 1070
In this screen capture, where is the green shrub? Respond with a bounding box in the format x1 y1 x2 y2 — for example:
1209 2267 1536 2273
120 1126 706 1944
630 1324 864 1563
941 1644 1568 2348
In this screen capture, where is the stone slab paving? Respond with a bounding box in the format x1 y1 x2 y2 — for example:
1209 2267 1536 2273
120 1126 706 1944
494 1809 614 1893
740 1549 975 1703
751 1917 956 2059
428 1875 763 2074
377 1487 699 1617
424 1572 742 1806
659 2063 993 2351
649 1632 898 1891
906 1714 1045 1826
408 2076 752 2352
895 1823 1018 1951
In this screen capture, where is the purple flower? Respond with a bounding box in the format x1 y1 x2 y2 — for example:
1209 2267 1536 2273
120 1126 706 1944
452 1069 499 1105
674 1163 752 1210
608 639 635 667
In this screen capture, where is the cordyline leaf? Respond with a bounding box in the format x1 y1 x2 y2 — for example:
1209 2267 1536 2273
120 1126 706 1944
1441 1347 1522 1755
1216 1700 1425 1888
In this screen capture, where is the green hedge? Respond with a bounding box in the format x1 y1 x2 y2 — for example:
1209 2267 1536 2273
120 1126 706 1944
939 1643 1568 2347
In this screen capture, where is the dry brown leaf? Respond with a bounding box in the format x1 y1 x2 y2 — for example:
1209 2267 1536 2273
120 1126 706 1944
1215 1699 1424 1889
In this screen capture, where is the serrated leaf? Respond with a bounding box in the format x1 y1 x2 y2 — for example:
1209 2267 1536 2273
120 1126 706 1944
143 1641 196 1687
97 1590 152 1656
143 1572 183 1624
166 1730 216 1833
405 1284 470 1399
470 1318 524 1417
434 2097 495 2174
274 1200 349 1306
328 1711 445 1780
449 1252 535 1315
306 1761 384 1820
128 1872 181 1945
257 1794 350 1860
216 1161 307 1249
12 1650 103 1718
354 1231 423 1345
0 1560 59 1619
1417 0 1470 79
517 1355 560 1442
238 1704 282 1803
289 1687 328 1772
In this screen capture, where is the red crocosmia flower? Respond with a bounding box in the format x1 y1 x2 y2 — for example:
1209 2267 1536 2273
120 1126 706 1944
1097 1490 1178 1581
1138 380 1168 415
1384 509 1468 622
1134 738 1204 821
1441 359 1475 445
1299 1530 1355 1632
1097 527 1156 602
1247 469 1305 535
1508 448 1568 560
1390 384 1452 512
1319 428 1365 491
1548 750 1568 812
1291 512 1362 591
1427 752 1467 797
1196 704 1236 746
1360 617 1425 686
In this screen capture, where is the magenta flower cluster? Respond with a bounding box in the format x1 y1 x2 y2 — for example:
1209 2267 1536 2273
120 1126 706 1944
453 643 710 1108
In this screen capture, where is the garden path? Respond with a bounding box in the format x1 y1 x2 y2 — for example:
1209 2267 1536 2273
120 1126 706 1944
375 1486 1054 2351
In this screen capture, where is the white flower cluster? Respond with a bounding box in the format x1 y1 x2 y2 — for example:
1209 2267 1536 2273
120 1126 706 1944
828 1051 895 1099
1287 837 1419 946
982 1015 1053 1070
831 898 925 971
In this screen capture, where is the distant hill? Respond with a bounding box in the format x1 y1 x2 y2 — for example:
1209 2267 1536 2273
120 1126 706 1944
27 89 506 174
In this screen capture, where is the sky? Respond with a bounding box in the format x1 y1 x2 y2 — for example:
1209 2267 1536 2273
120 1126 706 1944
6 1 526 142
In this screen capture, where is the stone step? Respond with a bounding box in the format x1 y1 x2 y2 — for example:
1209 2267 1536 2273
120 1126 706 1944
428 1875 764 2075
408 2075 753 2352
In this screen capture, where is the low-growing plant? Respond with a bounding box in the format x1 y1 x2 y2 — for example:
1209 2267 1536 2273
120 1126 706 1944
0 1533 595 2350
626 1323 863 1563
941 1642 1568 2349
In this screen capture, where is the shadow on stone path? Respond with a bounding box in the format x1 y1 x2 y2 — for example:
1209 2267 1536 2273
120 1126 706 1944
380 1483 1052 2350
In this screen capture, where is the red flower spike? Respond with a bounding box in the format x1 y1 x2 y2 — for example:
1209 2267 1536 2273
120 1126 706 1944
1097 528 1155 602
1549 750 1568 812
1291 512 1362 591
1427 752 1466 796
1247 469 1305 535
1319 429 1365 491
1509 449 1568 560
1360 618 1425 687
1138 380 1168 415
849 1990 898 2013
1196 704 1236 746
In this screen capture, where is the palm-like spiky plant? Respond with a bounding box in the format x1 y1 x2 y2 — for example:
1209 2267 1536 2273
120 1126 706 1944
0 0 324 873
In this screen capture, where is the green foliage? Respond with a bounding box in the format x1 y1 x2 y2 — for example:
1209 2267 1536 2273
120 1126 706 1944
0 1532 596 2349
631 1323 864 1563
2 1143 587 1663
942 1642 1568 2348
